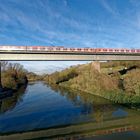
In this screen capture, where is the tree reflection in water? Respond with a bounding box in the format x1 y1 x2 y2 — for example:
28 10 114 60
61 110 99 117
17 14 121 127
0 85 27 113
48 84 119 124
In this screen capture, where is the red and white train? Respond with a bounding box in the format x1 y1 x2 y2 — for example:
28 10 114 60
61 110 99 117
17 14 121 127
0 46 140 54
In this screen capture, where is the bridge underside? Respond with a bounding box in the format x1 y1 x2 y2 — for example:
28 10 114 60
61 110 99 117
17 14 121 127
0 53 140 61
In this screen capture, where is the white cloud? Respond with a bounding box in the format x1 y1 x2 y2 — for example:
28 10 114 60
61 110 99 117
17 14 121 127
99 0 119 16
11 61 90 74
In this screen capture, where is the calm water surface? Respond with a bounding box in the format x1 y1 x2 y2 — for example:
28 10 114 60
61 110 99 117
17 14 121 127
0 81 140 139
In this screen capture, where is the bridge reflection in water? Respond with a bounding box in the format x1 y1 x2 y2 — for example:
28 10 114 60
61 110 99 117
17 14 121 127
0 82 140 140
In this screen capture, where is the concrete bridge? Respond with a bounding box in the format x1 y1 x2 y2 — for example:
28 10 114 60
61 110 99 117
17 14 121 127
0 50 139 74
0 51 140 61
0 48 140 91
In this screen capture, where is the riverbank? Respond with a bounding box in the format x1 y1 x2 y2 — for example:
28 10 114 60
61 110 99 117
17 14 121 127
0 81 28 99
56 84 140 109
43 61 140 109
0 62 28 98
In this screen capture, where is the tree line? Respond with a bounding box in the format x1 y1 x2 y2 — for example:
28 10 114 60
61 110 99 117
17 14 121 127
1 61 28 90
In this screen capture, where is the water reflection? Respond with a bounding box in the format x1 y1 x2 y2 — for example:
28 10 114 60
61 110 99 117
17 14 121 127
0 82 140 140
0 85 27 114
49 84 125 122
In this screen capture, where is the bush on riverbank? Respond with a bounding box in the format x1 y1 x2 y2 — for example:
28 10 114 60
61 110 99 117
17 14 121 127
26 72 43 81
44 66 78 84
1 62 28 90
123 69 140 95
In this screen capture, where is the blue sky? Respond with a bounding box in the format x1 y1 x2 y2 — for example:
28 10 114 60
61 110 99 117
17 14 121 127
1 0 140 73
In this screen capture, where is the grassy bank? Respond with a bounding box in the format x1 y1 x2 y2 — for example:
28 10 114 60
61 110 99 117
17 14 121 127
43 61 140 108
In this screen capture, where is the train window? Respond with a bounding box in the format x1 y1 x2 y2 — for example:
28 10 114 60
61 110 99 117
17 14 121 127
48 48 53 51
121 50 124 52
126 50 130 52
103 49 107 51
40 47 45 50
131 50 135 52
136 50 140 52
84 48 88 51
115 49 119 52
56 48 60 50
70 48 75 51
109 49 113 51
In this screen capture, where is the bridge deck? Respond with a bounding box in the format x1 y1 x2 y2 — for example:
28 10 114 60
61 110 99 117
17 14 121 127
0 52 140 61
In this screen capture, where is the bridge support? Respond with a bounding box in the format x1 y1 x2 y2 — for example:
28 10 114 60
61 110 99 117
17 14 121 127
91 61 101 72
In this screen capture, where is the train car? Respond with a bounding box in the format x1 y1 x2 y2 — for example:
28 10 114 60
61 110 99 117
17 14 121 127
50 46 64 52
0 46 140 54
0 46 65 52
26 46 64 52
63 47 92 53
0 46 26 52
93 48 140 54
27 46 44 51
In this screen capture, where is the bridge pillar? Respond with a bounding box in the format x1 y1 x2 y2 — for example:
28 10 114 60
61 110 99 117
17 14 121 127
91 61 101 72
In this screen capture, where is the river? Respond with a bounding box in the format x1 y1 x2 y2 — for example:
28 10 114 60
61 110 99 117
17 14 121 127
0 81 140 140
